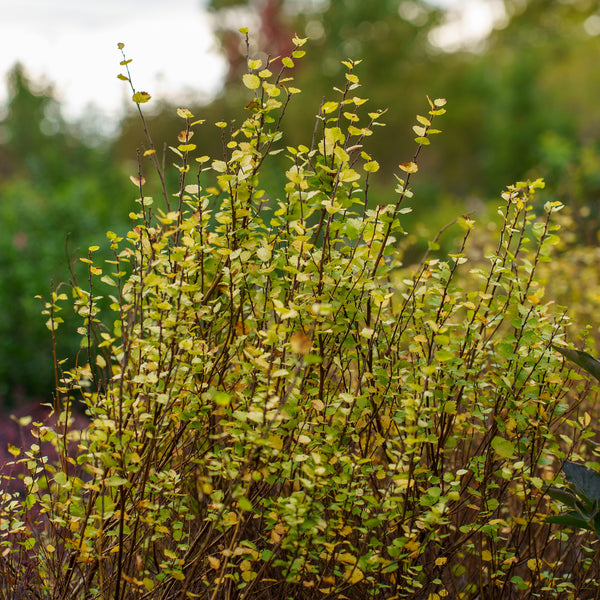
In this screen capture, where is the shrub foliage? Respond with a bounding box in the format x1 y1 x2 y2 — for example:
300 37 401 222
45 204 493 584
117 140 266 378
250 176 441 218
0 33 598 600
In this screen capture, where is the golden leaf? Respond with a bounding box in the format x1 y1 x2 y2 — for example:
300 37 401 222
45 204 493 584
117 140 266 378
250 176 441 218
132 91 151 104
399 162 418 173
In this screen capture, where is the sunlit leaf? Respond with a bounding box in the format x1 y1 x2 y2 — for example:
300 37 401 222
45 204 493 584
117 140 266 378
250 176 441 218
132 91 151 103
399 162 418 173
176 107 194 119
364 160 380 173
242 74 261 90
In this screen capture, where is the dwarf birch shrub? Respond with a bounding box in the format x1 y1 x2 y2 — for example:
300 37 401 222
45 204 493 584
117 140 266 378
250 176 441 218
0 33 597 600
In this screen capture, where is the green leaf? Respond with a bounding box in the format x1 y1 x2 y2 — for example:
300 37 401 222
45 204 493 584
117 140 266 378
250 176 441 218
491 436 514 459
54 471 67 486
562 461 600 503
545 486 579 509
106 475 129 487
238 496 254 512
435 349 454 362
545 514 591 530
553 345 600 382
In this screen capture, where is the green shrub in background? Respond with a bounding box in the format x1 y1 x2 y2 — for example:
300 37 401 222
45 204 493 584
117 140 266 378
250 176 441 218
0 65 131 402
0 33 598 599
0 178 130 402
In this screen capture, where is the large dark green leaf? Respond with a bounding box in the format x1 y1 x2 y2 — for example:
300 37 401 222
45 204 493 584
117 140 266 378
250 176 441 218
553 345 600 382
545 486 579 509
562 461 600 504
545 514 592 531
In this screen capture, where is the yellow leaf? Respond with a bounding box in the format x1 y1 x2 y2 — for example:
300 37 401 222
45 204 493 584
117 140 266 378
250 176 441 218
481 550 492 562
178 129 194 142
322 101 338 114
132 91 151 104
311 398 324 411
292 35 308 47
7 444 20 458
338 552 357 565
399 162 418 173
242 74 261 90
339 168 360 182
344 566 364 584
364 160 380 173
528 558 542 571
223 512 238 527
212 160 228 173
208 556 220 570
176 108 194 119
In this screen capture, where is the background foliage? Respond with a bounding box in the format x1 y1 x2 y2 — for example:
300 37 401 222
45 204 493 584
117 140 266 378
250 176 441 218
1 0 600 436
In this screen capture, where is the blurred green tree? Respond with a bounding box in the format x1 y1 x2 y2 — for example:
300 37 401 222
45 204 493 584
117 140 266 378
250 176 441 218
0 65 130 403
200 0 600 235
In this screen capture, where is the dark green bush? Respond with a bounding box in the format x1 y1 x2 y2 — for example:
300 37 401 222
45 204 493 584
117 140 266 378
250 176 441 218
0 65 131 401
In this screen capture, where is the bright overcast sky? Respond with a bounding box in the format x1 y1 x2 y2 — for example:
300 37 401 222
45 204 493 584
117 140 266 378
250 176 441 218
0 0 504 130
0 0 227 131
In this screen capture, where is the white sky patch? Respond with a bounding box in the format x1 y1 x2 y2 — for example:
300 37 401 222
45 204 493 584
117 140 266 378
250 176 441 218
427 0 507 52
0 0 227 130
